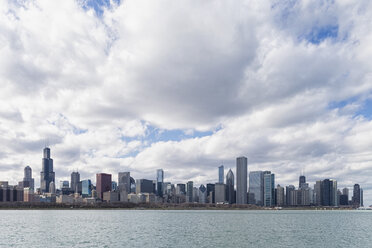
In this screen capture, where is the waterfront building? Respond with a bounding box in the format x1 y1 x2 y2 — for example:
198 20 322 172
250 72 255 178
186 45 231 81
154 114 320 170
193 187 199 202
339 194 348 205
40 147 55 193
71 171 80 193
186 181 193 203
276 185 285 206
156 169 164 197
81 179 92 197
321 179 337 206
136 179 154 194
218 165 224 184
96 173 112 200
353 184 361 207
226 169 235 204
199 184 207 204
236 156 248 204
118 172 131 193
331 179 337 206
285 185 295 206
215 183 226 203
249 171 264 205
263 171 275 207
314 181 322 206
206 183 215 203
23 187 34 202
103 191 119 203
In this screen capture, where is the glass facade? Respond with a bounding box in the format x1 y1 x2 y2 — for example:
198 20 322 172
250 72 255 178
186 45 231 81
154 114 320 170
249 171 264 205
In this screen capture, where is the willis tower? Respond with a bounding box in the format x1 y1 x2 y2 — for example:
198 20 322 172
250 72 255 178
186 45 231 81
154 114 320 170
40 147 55 193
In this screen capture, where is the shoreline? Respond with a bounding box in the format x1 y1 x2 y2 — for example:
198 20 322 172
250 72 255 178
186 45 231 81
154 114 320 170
0 202 359 210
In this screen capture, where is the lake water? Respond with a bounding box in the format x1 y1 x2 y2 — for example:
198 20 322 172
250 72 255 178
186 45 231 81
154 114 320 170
1 210 372 247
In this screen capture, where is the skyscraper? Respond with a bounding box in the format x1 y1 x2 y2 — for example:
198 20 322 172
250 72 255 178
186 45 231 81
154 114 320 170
321 179 332 206
186 181 193 203
314 181 322 206
81 179 92 197
118 172 131 193
263 171 275 207
199 184 207 204
226 169 235 204
236 156 247 204
276 185 285 206
96 173 112 200
249 171 264 205
215 183 226 203
353 184 361 207
286 185 295 206
157 169 164 197
218 165 224 184
71 171 80 193
299 175 306 189
40 147 55 193
23 166 34 189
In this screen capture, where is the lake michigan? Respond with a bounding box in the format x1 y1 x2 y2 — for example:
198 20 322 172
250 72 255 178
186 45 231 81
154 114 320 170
1 210 371 247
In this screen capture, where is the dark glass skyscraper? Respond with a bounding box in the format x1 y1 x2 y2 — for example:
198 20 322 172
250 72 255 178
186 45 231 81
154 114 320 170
23 166 34 189
249 171 264 205
40 147 55 193
218 165 224 184
226 169 235 204
156 169 164 197
353 184 361 207
299 175 306 189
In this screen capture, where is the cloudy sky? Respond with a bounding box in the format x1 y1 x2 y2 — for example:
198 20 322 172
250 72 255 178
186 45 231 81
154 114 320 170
0 0 371 204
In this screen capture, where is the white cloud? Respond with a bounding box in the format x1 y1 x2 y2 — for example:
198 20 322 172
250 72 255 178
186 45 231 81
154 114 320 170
0 0 372 204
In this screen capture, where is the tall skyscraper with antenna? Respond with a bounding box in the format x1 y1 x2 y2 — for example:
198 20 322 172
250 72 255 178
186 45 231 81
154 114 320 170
40 147 55 193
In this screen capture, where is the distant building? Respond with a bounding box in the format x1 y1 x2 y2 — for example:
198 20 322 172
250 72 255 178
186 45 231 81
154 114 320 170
49 181 56 194
186 181 193 203
249 171 264 205
71 171 80 193
20 166 34 189
314 181 322 206
263 171 275 207
276 185 285 206
103 191 119 203
136 179 154 194
339 194 348 206
236 156 248 204
118 172 131 193
40 147 55 193
96 173 112 200
176 184 186 195
299 175 306 189
206 183 215 203
352 184 361 207
226 169 235 204
111 181 118 191
199 184 207 204
156 169 164 198
218 165 224 184
81 179 92 197
342 187 349 199
215 183 226 203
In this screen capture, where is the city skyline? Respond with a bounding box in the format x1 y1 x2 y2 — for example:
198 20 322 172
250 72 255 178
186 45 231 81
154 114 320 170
0 0 372 206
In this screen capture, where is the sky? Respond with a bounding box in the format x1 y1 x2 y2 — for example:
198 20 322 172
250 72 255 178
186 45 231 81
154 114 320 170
0 0 372 205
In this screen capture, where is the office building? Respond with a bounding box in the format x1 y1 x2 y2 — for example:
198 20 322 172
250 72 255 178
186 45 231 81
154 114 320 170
314 181 322 206
118 172 131 193
299 175 306 189
157 169 164 197
96 173 112 200
136 179 154 194
276 185 285 206
199 184 207 204
176 184 186 195
21 166 34 189
286 185 295 206
215 183 226 203
236 156 247 204
40 147 55 193
186 181 193 203
249 171 264 205
206 183 215 203
111 181 118 191
226 169 235 204
353 184 361 207
71 171 80 193
264 171 275 207
342 187 349 199
81 179 92 197
218 165 224 184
